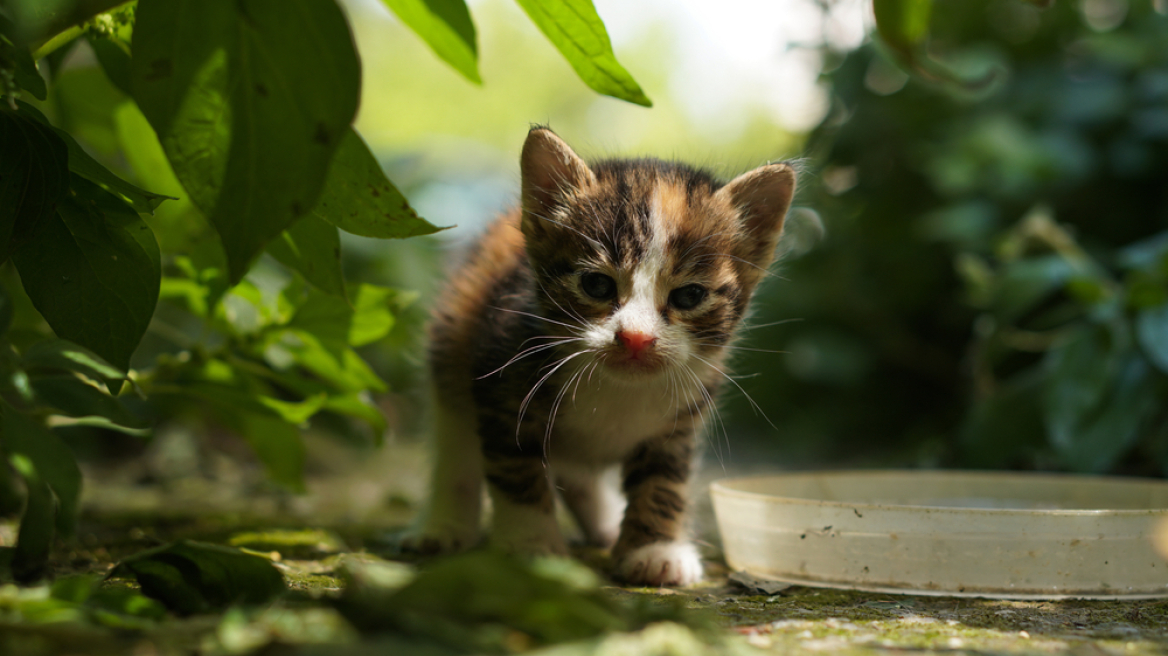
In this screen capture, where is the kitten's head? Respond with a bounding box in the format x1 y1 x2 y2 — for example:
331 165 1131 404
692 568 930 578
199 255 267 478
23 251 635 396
519 127 795 383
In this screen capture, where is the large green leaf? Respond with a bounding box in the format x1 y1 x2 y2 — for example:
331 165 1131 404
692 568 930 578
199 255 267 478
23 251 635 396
18 101 173 214
267 214 347 299
12 175 161 373
132 0 361 283
0 105 69 262
311 128 444 239
109 540 286 615
381 0 480 83
29 374 147 429
512 0 651 107
20 338 126 381
288 284 398 347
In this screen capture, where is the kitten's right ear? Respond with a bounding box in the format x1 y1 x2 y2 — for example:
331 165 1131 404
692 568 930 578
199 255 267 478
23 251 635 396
520 128 596 233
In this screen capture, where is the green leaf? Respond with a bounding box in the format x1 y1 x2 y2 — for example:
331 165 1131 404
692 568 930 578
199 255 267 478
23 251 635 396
132 0 362 284
959 368 1046 468
87 32 133 96
232 410 307 492
512 0 651 107
266 329 387 393
312 128 445 239
21 339 126 381
2 399 82 539
109 540 286 614
991 255 1076 323
17 101 175 215
0 279 13 336
381 0 480 83
4 36 47 100
0 105 69 262
289 284 398 347
12 175 161 373
29 374 147 428
267 214 347 299
873 0 932 51
1043 325 1159 472
1137 303 1168 374
10 474 54 583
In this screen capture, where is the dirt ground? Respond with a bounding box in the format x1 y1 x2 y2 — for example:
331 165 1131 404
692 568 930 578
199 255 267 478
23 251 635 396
7 429 1167 656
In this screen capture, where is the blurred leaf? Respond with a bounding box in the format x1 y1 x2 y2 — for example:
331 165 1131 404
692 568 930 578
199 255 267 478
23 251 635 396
289 284 398 347
28 374 147 428
0 280 12 336
512 0 651 107
232 410 307 492
109 540 285 615
12 175 160 373
1043 325 1158 472
872 0 997 89
873 0 931 49
312 128 445 239
338 551 693 651
2 398 82 578
132 0 361 284
266 329 387 393
21 339 126 381
991 255 1076 323
381 0 480 84
959 369 1046 468
1137 303 1168 374
268 215 347 299
17 102 173 215
0 104 69 262
86 32 132 96
2 32 47 100
9 473 54 583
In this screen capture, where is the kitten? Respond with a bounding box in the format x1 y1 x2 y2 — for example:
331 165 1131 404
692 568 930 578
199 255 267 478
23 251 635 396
402 127 795 586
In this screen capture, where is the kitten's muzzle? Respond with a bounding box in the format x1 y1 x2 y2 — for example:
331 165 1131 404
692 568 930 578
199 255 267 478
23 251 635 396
616 330 657 360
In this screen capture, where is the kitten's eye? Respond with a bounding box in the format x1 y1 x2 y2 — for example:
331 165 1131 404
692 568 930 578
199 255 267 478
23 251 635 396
580 272 617 300
669 284 707 310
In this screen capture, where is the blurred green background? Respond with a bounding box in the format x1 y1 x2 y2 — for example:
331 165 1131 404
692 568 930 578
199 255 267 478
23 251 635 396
339 0 1168 476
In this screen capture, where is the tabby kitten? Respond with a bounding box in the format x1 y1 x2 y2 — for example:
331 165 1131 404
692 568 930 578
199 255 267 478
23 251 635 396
403 127 796 586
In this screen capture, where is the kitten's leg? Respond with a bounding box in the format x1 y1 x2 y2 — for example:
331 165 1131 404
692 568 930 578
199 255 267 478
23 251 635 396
612 434 703 586
400 389 483 554
555 464 624 548
483 439 568 556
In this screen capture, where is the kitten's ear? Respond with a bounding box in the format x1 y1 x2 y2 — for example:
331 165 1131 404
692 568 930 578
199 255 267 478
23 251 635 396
717 163 797 268
520 128 596 233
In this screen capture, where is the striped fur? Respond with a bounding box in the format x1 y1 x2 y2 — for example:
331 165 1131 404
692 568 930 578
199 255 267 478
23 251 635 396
404 127 796 586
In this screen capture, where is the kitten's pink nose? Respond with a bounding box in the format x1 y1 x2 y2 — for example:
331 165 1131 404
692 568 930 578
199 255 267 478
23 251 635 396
617 330 657 355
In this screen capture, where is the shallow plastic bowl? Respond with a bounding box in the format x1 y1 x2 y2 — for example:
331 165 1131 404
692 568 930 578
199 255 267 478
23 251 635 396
711 470 1168 599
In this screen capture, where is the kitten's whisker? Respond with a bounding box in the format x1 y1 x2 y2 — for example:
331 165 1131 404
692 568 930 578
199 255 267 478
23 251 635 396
680 363 728 468
479 337 581 379
736 317 804 333
517 350 588 441
487 305 583 333
695 344 789 355
545 361 590 463
692 354 776 431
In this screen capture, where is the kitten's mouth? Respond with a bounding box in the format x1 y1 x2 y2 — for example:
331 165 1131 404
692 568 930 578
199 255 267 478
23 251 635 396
603 351 666 377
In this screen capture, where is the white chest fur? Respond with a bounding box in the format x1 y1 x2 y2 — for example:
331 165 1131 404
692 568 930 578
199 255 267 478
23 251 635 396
545 370 693 465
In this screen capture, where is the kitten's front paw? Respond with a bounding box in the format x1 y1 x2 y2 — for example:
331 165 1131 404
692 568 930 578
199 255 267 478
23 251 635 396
398 523 480 555
615 541 703 587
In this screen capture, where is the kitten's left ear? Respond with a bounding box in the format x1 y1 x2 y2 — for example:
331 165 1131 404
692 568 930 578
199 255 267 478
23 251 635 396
520 128 596 235
716 163 797 267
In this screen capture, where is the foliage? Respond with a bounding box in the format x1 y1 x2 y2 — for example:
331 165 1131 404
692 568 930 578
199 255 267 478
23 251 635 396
735 0 1168 473
0 0 647 581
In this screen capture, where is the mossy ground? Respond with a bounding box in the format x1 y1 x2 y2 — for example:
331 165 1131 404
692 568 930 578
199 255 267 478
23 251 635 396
5 436 1167 655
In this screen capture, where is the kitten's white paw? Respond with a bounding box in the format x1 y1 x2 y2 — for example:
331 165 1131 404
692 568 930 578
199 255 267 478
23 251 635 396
616 541 703 587
399 523 480 555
